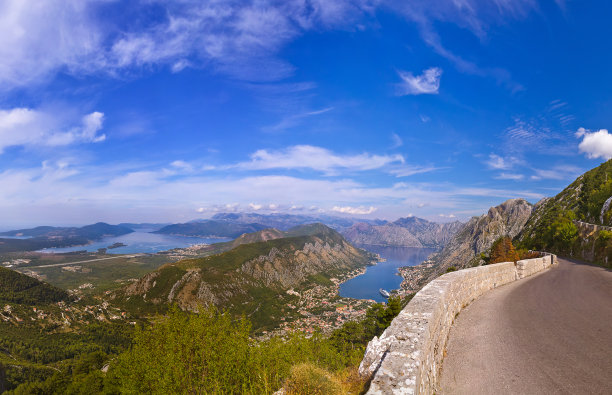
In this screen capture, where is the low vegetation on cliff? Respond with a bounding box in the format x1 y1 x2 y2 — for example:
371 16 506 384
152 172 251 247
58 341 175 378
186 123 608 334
6 298 406 394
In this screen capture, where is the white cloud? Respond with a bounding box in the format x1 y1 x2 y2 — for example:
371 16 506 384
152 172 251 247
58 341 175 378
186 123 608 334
397 67 442 95
0 108 105 153
0 0 379 88
438 213 456 218
576 128 612 160
0 0 556 90
237 145 404 174
332 205 377 215
249 203 263 211
485 154 519 170
495 173 524 180
0 0 102 88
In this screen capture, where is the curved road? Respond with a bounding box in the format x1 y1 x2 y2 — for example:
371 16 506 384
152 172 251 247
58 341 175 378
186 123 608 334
440 258 612 394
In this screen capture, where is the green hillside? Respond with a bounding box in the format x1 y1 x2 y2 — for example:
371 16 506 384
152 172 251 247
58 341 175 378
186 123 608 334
0 267 68 305
517 159 612 267
154 220 267 238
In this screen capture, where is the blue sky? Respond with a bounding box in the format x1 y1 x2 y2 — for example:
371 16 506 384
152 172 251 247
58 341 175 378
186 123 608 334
1 0 612 226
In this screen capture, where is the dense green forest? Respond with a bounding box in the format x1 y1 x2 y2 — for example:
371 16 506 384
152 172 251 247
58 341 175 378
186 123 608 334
0 267 68 305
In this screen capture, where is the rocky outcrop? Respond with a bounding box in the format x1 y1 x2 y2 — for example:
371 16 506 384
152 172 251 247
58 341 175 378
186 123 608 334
400 199 533 292
342 217 463 248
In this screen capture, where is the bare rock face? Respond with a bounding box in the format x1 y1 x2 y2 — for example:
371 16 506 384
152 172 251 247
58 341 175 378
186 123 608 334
342 223 423 247
240 240 361 288
392 217 464 248
401 199 533 291
124 271 159 296
343 217 463 248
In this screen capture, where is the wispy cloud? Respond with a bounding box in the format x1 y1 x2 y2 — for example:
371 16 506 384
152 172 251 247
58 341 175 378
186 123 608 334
576 127 612 160
397 67 442 95
263 107 334 132
495 172 524 180
391 133 403 148
0 107 105 153
389 165 441 177
501 114 576 156
236 145 404 174
530 165 582 180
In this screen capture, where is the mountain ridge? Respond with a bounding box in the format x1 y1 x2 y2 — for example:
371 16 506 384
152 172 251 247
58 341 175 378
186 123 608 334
115 223 374 329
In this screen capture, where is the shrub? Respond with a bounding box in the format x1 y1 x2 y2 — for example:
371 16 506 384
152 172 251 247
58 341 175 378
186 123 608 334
285 363 342 395
489 237 519 264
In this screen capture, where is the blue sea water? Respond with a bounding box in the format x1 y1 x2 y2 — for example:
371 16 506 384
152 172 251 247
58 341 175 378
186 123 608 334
38 231 231 254
339 245 435 302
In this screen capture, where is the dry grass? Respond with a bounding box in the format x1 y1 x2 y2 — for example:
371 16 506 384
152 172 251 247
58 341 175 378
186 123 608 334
284 364 368 395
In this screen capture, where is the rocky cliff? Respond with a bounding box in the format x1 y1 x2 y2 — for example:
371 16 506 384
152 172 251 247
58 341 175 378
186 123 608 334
401 199 533 291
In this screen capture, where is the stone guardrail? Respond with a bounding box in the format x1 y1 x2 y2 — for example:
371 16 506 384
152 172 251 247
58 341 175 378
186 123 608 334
358 253 558 394
573 220 612 235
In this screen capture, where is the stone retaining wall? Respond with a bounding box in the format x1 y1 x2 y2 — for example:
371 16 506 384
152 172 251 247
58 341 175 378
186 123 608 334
359 254 558 394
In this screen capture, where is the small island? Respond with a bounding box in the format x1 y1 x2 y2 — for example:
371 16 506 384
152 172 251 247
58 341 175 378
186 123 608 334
107 242 127 249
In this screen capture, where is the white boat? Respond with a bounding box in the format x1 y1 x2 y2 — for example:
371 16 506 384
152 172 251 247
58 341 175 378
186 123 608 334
379 288 390 298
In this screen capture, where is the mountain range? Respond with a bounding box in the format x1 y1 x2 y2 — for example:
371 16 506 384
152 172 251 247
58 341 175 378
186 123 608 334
342 217 463 248
156 213 461 249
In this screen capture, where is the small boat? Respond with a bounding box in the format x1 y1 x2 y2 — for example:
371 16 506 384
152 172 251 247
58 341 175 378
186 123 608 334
379 288 390 298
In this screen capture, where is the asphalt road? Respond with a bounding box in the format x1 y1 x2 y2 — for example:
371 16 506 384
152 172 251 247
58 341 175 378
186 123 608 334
440 258 612 394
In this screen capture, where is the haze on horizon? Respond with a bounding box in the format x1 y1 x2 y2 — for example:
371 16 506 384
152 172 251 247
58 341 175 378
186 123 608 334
1 0 611 227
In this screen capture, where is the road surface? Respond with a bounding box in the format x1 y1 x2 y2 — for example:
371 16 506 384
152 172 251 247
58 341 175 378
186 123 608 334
440 258 612 394
28 254 143 268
